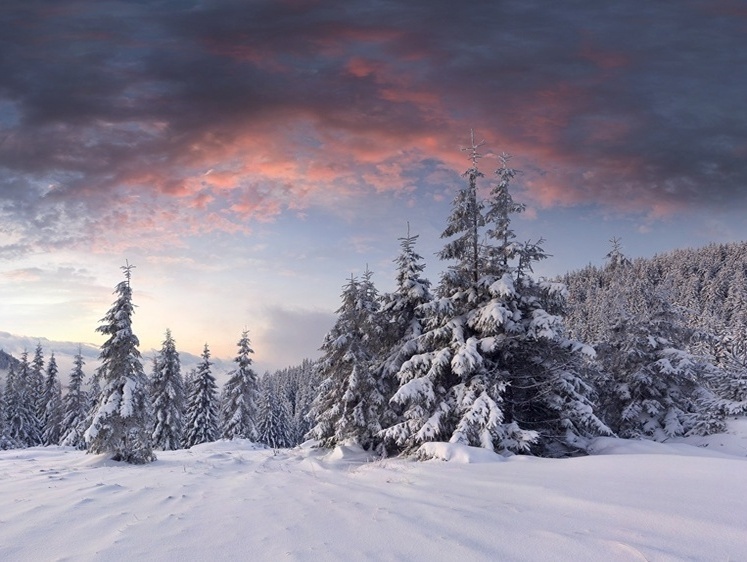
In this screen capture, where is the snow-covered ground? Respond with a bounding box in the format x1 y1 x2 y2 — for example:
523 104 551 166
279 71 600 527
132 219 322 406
2 421 747 561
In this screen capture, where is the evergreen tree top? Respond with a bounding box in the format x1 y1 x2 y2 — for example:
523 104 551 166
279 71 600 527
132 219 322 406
46 352 58 376
605 237 631 271
96 265 141 361
121 260 136 285
19 349 29 374
461 129 486 176
231 330 257 376
32 342 44 374
199 344 212 367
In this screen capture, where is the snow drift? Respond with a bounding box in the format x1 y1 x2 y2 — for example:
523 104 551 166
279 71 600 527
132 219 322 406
2 423 747 561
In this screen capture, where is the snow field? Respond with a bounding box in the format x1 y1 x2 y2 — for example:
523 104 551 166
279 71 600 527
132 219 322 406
1 434 746 561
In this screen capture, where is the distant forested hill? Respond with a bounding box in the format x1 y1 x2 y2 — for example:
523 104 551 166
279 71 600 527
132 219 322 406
562 241 747 343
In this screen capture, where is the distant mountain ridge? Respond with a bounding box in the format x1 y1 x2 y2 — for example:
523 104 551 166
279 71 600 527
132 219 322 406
0 331 231 386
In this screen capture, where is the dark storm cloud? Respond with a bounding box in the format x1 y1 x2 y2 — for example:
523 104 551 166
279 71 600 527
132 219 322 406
0 0 745 254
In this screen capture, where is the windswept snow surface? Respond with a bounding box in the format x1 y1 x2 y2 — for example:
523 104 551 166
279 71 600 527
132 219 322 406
2 424 747 561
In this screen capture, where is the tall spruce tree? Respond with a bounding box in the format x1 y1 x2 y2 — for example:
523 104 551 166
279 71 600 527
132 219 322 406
151 329 185 450
384 136 608 456
60 348 89 449
183 344 219 447
28 343 46 445
379 228 432 376
221 330 260 441
375 228 433 452
438 131 485 291
308 270 388 451
85 263 155 464
41 352 63 445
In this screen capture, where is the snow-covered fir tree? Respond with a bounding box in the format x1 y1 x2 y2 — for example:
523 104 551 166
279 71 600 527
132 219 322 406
438 133 486 292
183 344 219 447
28 342 46 445
257 382 292 451
383 138 609 456
604 237 631 272
373 228 434 453
151 329 185 450
263 370 296 445
85 263 155 464
378 227 433 383
41 352 63 445
5 351 41 446
60 348 89 449
183 368 196 403
220 330 260 441
307 269 388 451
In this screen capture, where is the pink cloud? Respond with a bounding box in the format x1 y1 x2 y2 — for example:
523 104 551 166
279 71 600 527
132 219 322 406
228 186 284 221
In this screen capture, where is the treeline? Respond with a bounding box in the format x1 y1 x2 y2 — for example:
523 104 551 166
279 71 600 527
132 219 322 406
3 136 746 462
561 240 747 436
564 240 747 339
0 333 322 456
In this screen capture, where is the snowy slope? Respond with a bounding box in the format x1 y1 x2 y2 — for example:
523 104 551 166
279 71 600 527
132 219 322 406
1 427 746 561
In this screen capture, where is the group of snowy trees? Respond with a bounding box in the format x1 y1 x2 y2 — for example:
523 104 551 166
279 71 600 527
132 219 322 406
0 265 319 461
0 342 90 451
4 135 746 463
0 264 278 460
306 138 747 458
308 137 612 457
562 240 747 439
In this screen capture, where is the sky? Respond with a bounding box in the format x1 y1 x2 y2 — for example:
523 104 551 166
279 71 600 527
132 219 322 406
1 0 746 372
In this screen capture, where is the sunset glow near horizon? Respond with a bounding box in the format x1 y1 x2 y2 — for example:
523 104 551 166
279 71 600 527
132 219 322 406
1 1 746 372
